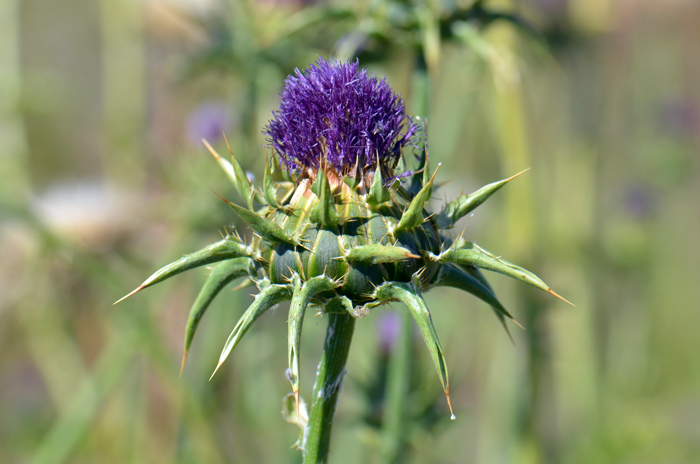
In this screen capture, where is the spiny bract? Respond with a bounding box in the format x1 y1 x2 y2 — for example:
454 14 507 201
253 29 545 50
116 58 570 420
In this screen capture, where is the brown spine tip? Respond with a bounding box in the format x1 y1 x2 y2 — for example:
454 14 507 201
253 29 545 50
547 289 576 307
179 351 188 378
112 285 144 305
506 167 531 182
445 388 455 420
202 139 221 159
212 190 232 205
209 362 223 381
428 162 442 185
222 132 235 158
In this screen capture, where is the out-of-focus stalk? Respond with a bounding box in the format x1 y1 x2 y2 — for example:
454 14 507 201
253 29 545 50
0 0 29 200
487 14 560 462
380 309 413 464
101 0 146 188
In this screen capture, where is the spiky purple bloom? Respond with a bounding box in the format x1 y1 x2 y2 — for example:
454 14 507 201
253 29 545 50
264 58 419 177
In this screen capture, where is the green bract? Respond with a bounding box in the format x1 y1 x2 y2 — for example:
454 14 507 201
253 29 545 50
115 141 571 422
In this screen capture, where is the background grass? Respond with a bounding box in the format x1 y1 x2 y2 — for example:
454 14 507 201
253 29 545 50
1 0 699 463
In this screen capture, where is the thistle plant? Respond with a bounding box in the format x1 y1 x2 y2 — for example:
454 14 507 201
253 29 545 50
116 58 569 463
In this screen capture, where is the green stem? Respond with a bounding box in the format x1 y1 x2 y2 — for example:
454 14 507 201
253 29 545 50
303 313 356 464
381 310 413 464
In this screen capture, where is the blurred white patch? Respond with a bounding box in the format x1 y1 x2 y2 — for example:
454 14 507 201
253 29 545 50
31 181 140 250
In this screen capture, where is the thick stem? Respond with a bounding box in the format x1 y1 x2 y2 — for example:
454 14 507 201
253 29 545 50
303 313 356 464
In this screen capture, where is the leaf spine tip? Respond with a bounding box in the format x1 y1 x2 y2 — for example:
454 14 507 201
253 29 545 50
222 132 234 158
507 167 531 181
445 386 455 419
179 351 187 378
212 189 231 205
202 138 220 159
113 285 143 305
427 162 441 185
547 289 575 306
209 362 223 381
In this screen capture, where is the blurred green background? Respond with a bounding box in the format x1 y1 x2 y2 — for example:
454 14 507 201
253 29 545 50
1 0 699 463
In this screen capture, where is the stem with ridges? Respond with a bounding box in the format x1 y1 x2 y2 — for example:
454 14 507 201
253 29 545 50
302 313 356 464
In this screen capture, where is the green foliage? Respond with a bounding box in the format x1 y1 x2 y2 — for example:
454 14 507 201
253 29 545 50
5 1 698 464
344 243 418 265
114 127 563 464
437 168 529 229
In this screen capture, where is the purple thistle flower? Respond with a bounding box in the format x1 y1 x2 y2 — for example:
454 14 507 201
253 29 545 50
263 58 419 177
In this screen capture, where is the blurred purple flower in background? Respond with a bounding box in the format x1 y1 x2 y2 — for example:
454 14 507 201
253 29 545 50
659 98 699 137
376 310 401 353
186 102 231 146
622 182 654 219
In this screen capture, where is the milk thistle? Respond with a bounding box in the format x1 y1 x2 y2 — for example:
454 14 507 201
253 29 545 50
116 58 569 463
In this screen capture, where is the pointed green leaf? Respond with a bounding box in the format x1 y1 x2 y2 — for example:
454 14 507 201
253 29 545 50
210 283 291 378
345 243 419 265
407 149 427 196
460 264 522 337
114 236 251 304
310 168 339 225
203 138 254 210
436 239 572 305
263 156 280 208
393 164 439 233
437 169 529 229
270 155 286 182
422 147 431 189
460 264 493 292
310 167 324 196
220 195 299 246
181 258 255 374
368 166 390 205
287 275 339 403
435 264 513 319
433 264 519 339
373 281 454 418
282 166 292 182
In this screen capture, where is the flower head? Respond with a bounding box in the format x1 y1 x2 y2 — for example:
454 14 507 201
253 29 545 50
264 58 419 177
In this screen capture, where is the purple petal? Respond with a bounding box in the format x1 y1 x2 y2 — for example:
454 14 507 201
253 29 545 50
263 58 419 176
